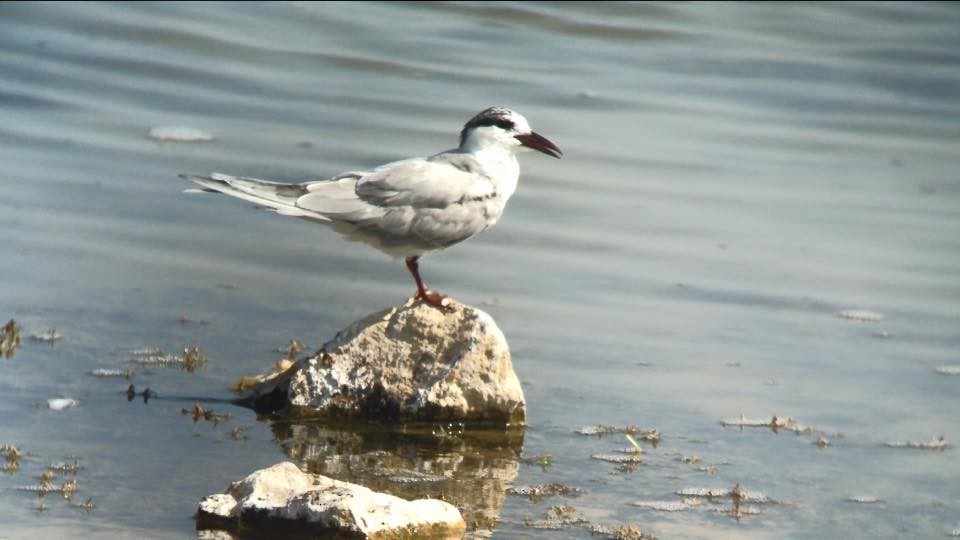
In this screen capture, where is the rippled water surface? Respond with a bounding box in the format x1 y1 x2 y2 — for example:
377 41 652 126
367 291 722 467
2 2 959 538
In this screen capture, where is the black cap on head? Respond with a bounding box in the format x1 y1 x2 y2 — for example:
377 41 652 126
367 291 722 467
459 107 516 146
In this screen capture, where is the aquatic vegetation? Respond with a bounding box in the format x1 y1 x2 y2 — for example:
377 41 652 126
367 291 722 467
884 436 951 450
1 319 21 358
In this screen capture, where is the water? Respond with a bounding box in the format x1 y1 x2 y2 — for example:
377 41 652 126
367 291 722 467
1 1 959 538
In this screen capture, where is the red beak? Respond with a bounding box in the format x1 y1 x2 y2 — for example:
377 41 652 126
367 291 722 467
515 131 562 158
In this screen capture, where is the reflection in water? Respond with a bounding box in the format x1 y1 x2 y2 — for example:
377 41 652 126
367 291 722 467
270 419 524 532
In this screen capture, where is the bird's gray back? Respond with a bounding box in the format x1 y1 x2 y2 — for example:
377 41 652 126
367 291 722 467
293 154 504 258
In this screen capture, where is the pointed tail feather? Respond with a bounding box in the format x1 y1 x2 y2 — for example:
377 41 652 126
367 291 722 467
179 173 329 221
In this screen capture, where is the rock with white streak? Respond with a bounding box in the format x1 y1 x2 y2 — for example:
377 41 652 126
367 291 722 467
196 462 465 538
242 299 525 424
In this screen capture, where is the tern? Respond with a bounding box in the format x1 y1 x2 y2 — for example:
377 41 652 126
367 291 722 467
180 107 562 308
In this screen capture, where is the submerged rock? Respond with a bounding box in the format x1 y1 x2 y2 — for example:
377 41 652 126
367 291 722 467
241 299 525 424
196 462 465 538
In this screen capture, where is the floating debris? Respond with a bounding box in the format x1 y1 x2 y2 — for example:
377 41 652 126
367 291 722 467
710 505 760 516
575 425 657 442
130 347 164 357
133 346 207 373
837 309 884 322
871 330 892 338
47 398 78 411
575 425 619 437
720 414 794 429
523 503 590 531
48 459 82 474
182 401 231 426
386 469 446 484
935 366 960 376
509 483 584 501
676 486 772 503
147 125 213 142
519 453 552 470
90 368 134 379
848 495 883 504
181 346 207 373
606 524 647 540
29 329 63 344
1 319 22 358
228 426 250 441
15 479 77 497
1 444 21 464
178 314 211 326
814 435 830 448
630 499 694 512
74 497 95 512
884 436 951 450
60 479 77 500
678 455 700 464
591 453 644 464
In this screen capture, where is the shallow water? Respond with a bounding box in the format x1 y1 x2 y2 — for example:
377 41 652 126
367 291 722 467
1 1 959 538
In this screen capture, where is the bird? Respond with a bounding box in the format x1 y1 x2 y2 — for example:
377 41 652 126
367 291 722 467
180 106 562 308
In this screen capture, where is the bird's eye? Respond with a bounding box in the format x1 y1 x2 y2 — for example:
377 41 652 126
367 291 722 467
494 119 515 130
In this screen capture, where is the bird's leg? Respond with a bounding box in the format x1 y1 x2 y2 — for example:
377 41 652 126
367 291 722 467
405 256 448 308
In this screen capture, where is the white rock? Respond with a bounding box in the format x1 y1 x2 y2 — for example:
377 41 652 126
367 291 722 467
147 125 213 142
47 398 78 410
837 309 884 322
630 500 690 512
245 299 525 423
196 462 466 538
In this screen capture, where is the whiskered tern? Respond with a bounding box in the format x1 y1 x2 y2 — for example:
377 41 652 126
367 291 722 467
181 107 562 308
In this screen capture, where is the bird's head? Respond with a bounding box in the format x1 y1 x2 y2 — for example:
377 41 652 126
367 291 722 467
459 107 562 159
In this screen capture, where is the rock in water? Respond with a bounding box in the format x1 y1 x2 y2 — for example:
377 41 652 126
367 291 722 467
196 462 466 538
243 299 526 424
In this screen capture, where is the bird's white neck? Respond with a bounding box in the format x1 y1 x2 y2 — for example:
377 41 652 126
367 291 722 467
463 143 520 201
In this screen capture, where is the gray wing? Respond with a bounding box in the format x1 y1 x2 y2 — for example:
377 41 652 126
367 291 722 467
294 155 500 253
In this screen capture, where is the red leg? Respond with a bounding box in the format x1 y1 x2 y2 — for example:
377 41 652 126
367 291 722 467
405 256 449 308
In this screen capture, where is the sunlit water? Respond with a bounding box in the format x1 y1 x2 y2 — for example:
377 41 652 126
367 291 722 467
1 2 958 538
